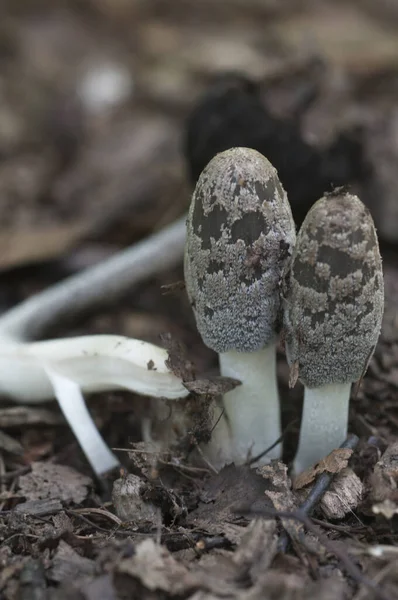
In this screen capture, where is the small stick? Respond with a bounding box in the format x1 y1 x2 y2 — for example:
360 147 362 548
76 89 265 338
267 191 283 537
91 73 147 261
298 434 359 515
278 434 359 552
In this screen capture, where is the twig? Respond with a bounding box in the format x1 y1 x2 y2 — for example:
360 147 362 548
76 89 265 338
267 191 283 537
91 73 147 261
193 439 219 475
299 434 359 514
278 434 359 552
72 507 123 526
0 466 31 482
0 216 186 341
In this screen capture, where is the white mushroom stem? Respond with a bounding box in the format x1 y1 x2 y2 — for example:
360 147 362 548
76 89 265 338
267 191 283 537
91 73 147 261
0 217 189 476
293 382 351 474
0 334 188 476
46 368 120 475
203 343 281 468
0 335 189 403
0 216 186 341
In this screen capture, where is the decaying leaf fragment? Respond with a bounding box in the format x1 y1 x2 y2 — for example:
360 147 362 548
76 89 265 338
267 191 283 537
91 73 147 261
368 442 398 515
117 538 198 595
293 448 353 490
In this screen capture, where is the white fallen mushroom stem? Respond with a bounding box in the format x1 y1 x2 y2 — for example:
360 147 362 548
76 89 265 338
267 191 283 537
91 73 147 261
0 216 190 477
0 333 188 476
0 335 189 403
0 215 187 341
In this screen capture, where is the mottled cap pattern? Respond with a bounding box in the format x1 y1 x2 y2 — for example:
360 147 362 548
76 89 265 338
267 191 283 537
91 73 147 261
284 190 384 389
184 147 296 353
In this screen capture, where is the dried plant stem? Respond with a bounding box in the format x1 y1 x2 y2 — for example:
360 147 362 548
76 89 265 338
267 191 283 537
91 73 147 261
0 216 187 341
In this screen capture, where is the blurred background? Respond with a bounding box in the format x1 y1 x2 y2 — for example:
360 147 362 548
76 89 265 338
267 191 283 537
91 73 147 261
1 0 398 282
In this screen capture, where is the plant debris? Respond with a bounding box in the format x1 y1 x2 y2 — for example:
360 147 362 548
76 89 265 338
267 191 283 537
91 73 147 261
294 448 354 490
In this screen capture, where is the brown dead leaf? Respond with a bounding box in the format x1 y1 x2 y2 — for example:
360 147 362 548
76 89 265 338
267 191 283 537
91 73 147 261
365 442 398 510
117 538 198 595
48 540 95 583
112 474 159 523
81 575 118 600
184 376 241 397
187 464 273 539
233 519 278 583
259 461 304 544
161 333 195 382
18 462 92 505
374 442 398 482
289 360 299 388
0 222 88 270
293 448 353 490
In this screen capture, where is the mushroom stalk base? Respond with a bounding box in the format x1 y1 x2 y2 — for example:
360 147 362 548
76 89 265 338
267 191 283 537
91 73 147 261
293 382 351 475
203 344 281 469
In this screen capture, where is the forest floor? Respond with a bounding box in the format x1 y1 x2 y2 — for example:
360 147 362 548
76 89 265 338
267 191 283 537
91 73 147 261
1 1 398 599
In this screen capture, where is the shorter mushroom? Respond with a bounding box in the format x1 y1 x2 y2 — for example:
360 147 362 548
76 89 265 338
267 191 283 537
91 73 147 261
185 147 296 467
283 190 384 474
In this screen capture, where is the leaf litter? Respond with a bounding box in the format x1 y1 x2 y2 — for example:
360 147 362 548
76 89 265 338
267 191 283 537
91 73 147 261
1 1 398 599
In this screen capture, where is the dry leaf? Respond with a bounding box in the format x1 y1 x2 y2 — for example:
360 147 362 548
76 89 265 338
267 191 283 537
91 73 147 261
294 448 353 490
259 461 304 544
18 461 92 504
184 376 241 397
112 474 158 523
367 442 398 508
289 360 299 388
0 222 88 270
161 333 195 382
117 538 198 595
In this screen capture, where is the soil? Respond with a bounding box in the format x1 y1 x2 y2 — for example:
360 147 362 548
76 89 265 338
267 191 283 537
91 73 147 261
1 2 398 599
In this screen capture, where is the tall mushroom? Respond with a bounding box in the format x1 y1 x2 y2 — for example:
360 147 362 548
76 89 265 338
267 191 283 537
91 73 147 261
283 189 384 474
184 147 296 467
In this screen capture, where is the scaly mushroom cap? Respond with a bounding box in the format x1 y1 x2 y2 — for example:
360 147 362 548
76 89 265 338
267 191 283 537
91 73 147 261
284 189 384 389
184 147 296 353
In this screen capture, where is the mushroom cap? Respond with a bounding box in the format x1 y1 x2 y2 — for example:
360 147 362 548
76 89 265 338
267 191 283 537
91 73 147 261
284 189 384 389
184 147 296 353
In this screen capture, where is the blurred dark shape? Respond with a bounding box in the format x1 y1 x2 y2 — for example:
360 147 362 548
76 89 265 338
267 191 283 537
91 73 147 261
184 73 363 226
47 92 85 170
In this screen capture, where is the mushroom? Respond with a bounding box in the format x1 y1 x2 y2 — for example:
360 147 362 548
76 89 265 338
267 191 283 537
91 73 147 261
184 147 296 467
283 189 384 474
0 334 188 476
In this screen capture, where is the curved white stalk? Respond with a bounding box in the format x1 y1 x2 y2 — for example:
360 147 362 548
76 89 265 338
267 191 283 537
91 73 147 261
0 216 186 341
0 335 189 403
203 343 281 469
293 383 351 474
0 334 188 476
0 217 188 476
46 368 120 476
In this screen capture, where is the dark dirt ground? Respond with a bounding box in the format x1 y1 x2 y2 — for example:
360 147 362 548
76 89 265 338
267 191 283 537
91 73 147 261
1 1 398 599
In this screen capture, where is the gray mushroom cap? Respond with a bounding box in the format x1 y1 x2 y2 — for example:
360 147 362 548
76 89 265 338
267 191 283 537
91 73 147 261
184 147 296 353
284 189 384 389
